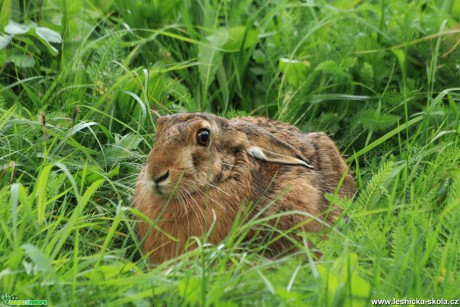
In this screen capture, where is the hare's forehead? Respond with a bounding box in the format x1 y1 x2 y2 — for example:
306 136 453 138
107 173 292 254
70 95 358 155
157 119 212 140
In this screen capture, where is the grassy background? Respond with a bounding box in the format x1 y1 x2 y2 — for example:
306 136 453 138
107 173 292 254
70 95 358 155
1 0 459 305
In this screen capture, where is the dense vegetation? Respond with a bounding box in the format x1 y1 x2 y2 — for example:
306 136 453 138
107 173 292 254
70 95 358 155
1 0 459 305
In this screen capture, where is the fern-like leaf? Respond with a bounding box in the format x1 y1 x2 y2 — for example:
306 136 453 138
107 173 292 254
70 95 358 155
357 160 398 209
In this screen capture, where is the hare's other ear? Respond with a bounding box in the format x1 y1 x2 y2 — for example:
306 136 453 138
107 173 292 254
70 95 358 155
149 109 162 123
229 120 314 169
246 146 313 168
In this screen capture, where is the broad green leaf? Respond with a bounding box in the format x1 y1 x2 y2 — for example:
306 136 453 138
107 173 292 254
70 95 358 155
7 55 35 68
0 34 12 49
315 60 342 74
103 133 143 163
198 28 228 91
279 58 310 85
4 21 30 34
35 26 62 43
3 21 62 56
29 27 59 56
117 133 143 150
222 26 259 52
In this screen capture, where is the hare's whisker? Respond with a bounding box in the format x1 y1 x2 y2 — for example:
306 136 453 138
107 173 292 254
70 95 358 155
191 183 227 213
195 178 231 197
182 182 207 229
187 191 206 232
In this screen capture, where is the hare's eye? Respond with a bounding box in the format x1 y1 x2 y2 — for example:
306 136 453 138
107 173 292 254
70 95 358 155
196 129 210 147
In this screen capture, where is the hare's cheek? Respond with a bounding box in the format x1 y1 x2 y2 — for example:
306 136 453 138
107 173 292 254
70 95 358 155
144 178 155 193
190 151 208 172
143 168 155 192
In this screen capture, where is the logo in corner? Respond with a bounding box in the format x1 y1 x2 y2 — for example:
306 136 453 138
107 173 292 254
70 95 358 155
1 293 18 305
0 293 48 306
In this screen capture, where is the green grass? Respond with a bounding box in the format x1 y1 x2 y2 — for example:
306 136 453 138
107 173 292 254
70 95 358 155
1 0 459 305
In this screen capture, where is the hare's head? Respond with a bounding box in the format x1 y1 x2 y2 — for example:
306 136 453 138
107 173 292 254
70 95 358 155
144 113 313 199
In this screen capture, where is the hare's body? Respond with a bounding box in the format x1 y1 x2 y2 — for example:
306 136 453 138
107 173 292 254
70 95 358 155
135 113 354 263
239 116 356 198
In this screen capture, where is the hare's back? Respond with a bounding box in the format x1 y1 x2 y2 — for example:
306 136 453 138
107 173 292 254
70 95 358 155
237 116 355 198
237 116 306 149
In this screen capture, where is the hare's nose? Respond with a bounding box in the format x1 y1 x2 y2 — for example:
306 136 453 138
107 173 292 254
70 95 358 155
153 171 169 184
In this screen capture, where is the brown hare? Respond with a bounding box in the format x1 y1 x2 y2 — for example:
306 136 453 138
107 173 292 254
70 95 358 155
134 113 355 263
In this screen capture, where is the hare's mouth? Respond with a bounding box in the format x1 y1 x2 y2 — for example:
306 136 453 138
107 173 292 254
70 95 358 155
154 185 166 196
148 182 185 199
145 173 204 200
149 183 175 198
145 177 172 198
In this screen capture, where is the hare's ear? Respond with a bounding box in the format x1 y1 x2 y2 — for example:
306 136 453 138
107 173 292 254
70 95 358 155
246 146 313 168
227 120 314 169
150 109 161 121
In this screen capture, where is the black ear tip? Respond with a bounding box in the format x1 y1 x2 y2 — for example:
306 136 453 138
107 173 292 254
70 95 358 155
296 155 315 169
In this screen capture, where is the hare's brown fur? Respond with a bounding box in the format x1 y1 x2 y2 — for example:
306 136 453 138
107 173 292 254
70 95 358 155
134 113 355 263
